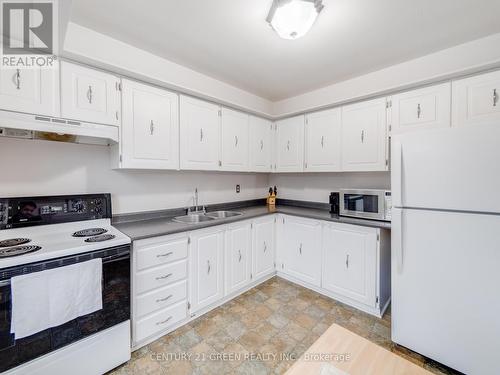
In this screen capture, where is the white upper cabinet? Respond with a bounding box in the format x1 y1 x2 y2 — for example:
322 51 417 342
341 98 388 172
322 223 378 307
220 108 249 171
180 96 221 170
0 65 59 116
60 61 121 126
275 115 305 172
452 70 500 127
304 108 342 172
119 79 179 169
390 82 451 134
225 221 252 296
249 116 273 172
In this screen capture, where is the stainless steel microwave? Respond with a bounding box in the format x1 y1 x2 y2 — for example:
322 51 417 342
340 189 392 221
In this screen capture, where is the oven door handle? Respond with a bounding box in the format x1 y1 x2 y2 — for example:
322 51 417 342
101 254 130 264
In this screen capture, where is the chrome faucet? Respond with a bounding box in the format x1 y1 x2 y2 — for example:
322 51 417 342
188 188 205 214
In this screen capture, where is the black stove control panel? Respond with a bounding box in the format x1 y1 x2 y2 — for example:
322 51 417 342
0 194 112 230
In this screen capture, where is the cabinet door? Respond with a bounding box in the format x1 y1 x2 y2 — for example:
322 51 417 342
225 222 252 295
221 108 249 171
180 96 221 170
189 228 224 313
0 65 59 116
452 70 500 127
281 216 321 287
276 116 305 172
305 108 341 172
252 216 275 279
60 61 120 126
249 116 273 172
391 82 451 134
322 224 378 307
120 79 179 169
341 98 388 171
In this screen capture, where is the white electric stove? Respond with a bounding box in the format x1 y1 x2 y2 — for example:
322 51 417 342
0 194 131 375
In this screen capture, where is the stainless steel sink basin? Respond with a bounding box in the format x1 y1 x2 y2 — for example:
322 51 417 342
205 210 243 219
172 214 215 224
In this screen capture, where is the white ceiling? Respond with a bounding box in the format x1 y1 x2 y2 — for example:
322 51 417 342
70 0 500 101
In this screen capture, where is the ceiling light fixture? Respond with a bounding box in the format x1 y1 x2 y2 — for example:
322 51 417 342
266 0 324 40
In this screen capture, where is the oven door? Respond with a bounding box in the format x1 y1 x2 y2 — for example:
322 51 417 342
340 190 385 220
0 245 130 373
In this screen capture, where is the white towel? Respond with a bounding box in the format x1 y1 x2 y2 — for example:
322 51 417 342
11 258 103 339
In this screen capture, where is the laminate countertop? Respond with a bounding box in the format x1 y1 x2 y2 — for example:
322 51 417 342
113 201 391 241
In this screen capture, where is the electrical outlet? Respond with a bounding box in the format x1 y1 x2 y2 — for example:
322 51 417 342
236 184 240 193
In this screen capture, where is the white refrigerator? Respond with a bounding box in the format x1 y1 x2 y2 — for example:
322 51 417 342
391 123 500 375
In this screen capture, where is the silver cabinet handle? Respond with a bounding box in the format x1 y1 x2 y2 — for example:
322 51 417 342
207 260 211 274
14 69 21 90
87 85 93 104
157 251 173 258
260 140 264 150
417 103 422 118
150 120 154 135
299 243 302 255
235 135 238 146
156 273 173 280
200 128 204 141
238 250 242 262
321 135 324 148
494 89 498 107
156 294 173 303
361 130 365 143
286 140 290 151
263 241 267 252
156 316 172 326
346 254 349 268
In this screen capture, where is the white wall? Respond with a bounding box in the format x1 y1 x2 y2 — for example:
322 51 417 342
269 172 391 203
0 138 269 215
63 23 274 118
272 33 500 116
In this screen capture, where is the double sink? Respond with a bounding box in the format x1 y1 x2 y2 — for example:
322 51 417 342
172 210 243 224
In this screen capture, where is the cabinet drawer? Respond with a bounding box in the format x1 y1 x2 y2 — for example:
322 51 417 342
136 260 187 294
136 238 188 271
136 280 187 318
135 301 187 343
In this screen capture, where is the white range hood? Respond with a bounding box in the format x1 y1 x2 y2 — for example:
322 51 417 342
0 109 119 145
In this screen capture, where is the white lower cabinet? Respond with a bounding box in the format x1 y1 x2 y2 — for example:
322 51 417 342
131 213 390 349
252 216 276 280
322 223 378 307
132 233 189 347
224 221 252 296
277 215 322 287
189 227 225 314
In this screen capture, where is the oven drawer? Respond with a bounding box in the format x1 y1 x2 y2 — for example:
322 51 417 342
136 260 187 294
134 301 187 343
136 280 187 318
136 237 188 271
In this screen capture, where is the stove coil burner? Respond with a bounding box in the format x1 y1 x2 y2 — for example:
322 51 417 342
73 228 108 237
0 245 41 258
0 238 31 247
84 234 115 243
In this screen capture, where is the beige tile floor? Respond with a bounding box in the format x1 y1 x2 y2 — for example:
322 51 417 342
109 277 461 375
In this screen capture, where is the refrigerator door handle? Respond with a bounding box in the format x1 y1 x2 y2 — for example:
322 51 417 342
392 140 403 207
393 208 404 272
